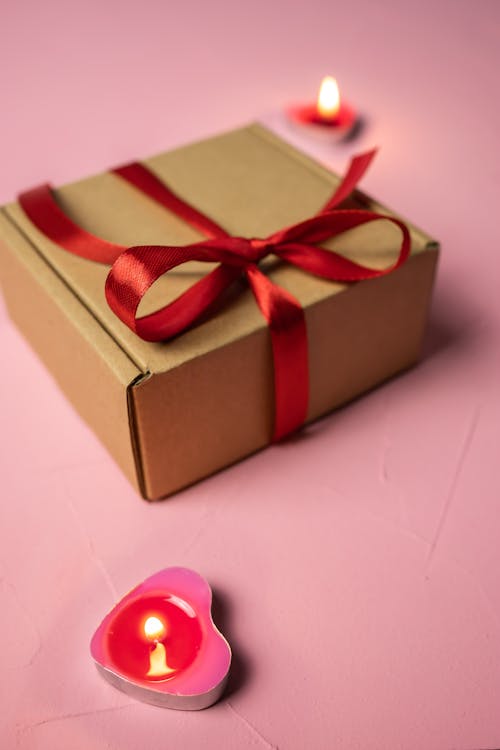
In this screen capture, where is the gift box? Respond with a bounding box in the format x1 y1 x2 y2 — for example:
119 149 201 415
0 124 438 500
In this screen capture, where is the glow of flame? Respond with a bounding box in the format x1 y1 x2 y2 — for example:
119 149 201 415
144 616 166 641
317 76 340 120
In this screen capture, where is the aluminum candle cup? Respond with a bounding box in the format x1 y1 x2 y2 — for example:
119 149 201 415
90 567 231 710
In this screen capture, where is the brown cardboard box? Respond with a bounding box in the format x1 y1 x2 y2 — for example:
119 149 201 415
0 124 438 500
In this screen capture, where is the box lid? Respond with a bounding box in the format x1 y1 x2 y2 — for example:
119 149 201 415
2 123 436 378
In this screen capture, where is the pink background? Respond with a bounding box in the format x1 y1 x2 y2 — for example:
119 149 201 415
1 1 500 748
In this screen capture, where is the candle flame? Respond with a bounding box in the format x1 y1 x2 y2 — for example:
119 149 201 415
144 615 175 678
317 76 340 119
144 616 166 641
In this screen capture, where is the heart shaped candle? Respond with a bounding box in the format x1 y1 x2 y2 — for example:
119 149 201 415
90 567 231 710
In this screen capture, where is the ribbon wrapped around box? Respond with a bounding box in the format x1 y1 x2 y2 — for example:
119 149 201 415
0 124 439 499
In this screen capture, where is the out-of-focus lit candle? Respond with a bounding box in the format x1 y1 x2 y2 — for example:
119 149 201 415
90 567 231 710
287 76 357 137
317 75 341 121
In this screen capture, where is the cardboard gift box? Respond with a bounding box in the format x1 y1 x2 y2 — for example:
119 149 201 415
0 124 438 500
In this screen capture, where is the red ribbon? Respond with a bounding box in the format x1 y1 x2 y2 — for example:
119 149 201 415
18 149 410 441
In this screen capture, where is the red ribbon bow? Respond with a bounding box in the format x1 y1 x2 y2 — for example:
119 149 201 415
18 149 410 441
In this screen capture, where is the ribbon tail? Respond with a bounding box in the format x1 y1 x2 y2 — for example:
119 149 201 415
320 148 378 212
245 265 309 441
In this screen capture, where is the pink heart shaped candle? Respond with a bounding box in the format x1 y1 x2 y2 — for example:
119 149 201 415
90 567 231 709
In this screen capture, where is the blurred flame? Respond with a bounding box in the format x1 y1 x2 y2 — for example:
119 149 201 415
317 76 340 119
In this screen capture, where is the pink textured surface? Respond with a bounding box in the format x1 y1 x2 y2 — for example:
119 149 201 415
1 1 499 748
